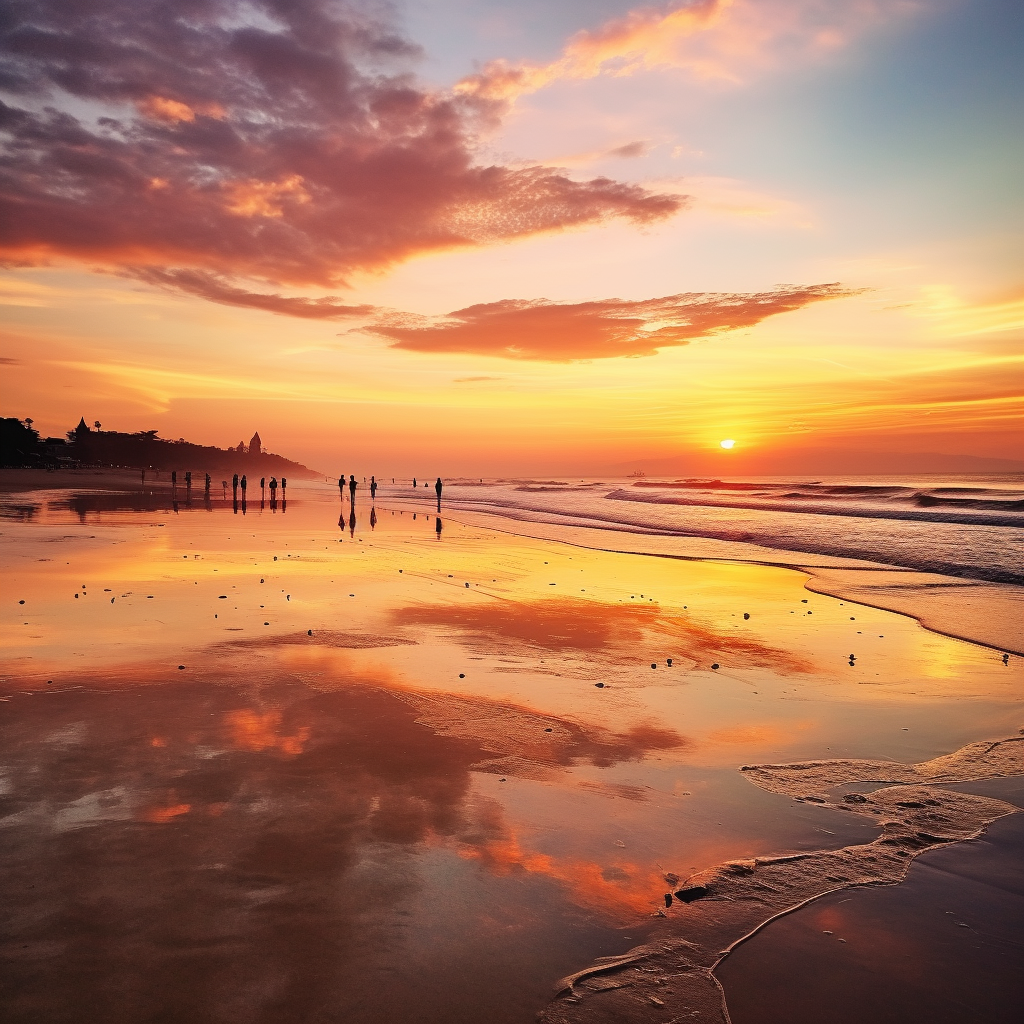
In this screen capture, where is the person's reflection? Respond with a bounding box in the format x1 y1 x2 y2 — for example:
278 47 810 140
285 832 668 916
281 498 286 513
369 507 377 530
173 498 180 514
348 509 356 537
233 496 238 514
338 511 345 534
185 470 192 504
435 515 442 538
241 498 247 515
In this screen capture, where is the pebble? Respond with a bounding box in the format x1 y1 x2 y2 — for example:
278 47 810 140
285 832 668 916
711 663 720 670
595 682 605 688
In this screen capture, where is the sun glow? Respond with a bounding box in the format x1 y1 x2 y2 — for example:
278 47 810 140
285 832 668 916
720 438 735 449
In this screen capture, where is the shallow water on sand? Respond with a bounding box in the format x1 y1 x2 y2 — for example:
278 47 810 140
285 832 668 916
1 485 1021 1022
718 778 1024 1024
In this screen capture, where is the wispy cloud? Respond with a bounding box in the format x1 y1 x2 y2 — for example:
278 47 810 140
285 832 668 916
455 0 912 103
366 284 860 362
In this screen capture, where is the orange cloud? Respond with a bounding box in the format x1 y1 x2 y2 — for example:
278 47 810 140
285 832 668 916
224 175 311 219
367 285 858 361
137 96 226 123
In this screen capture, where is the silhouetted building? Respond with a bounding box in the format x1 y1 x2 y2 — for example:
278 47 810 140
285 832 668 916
249 431 262 456
74 417 90 440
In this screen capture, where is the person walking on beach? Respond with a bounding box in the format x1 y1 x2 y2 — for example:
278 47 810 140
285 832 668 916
232 473 238 500
339 476 344 497
281 477 287 495
349 474 357 503
240 474 247 496
205 473 211 496
269 476 277 501
260 477 265 500
412 477 416 489
171 470 177 495
435 477 443 511
370 476 377 501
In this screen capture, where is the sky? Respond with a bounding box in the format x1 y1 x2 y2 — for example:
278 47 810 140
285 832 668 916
1 0 1022 476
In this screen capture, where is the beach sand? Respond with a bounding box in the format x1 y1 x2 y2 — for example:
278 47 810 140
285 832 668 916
1 482 1021 1022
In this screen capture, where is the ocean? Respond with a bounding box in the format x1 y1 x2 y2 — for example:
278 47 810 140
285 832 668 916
437 474 1024 585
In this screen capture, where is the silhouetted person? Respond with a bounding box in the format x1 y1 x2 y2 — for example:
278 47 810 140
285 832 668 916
171 470 177 495
205 473 211 496
435 515 442 538
232 473 238 500
185 470 192 504
269 476 277 508
221 480 228 499
412 477 416 489
349 474 357 502
281 477 287 495
435 477 443 511
370 476 377 501
339 476 344 497
241 474 247 497
260 476 265 501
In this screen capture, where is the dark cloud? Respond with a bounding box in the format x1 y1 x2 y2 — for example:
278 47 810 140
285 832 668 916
0 0 682 290
366 284 860 361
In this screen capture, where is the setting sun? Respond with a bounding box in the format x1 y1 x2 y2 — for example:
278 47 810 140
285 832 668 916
720 439 736 450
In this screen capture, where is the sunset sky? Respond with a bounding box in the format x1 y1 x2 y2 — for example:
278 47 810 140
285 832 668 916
2 0 1021 475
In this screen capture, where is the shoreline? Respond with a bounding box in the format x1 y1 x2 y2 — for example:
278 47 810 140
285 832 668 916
377 499 1024 655
4 470 1019 655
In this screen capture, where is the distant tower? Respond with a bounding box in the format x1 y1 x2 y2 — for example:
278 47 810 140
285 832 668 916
75 416 90 436
249 431 262 456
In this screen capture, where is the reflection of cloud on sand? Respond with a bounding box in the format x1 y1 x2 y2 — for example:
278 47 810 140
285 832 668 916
0 668 697 1019
449 795 666 920
393 595 809 673
225 709 311 756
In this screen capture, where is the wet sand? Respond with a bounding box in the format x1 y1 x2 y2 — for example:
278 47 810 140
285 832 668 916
1 483 1021 1022
718 778 1024 1024
378 494 1024 654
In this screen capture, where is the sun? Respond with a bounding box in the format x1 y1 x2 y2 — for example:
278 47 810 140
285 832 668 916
720 439 735 450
